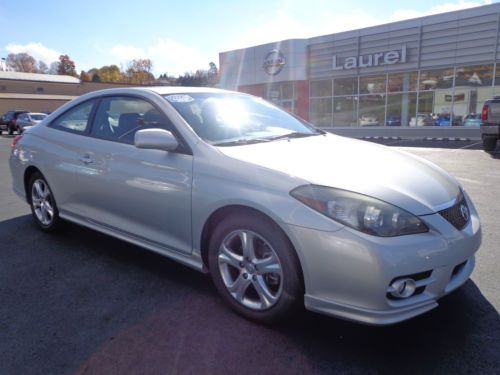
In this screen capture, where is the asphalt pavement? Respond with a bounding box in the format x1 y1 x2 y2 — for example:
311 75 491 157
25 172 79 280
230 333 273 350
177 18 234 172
1 135 499 375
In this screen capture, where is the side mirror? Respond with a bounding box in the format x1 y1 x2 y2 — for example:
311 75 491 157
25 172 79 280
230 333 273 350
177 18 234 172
134 128 179 152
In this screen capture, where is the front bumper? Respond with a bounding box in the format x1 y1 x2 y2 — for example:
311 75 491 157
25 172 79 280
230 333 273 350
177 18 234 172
286 192 481 325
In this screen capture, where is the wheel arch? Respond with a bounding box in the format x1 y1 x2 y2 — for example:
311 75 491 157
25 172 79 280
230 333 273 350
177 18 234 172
199 204 305 291
23 166 43 204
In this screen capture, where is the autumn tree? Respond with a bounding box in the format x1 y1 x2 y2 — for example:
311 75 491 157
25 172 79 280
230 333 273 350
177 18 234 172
57 54 77 76
6 53 38 73
125 58 154 84
80 70 91 81
98 65 123 82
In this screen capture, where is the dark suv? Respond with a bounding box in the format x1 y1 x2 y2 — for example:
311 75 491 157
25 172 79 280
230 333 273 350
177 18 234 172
0 110 28 135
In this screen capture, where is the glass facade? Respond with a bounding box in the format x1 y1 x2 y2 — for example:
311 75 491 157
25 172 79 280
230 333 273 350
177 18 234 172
309 64 500 127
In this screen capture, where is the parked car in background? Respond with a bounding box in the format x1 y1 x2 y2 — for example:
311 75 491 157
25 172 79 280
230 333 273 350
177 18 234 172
481 97 500 151
16 112 48 132
359 115 379 126
9 87 481 325
0 110 28 135
434 114 462 126
409 113 434 126
463 113 482 127
385 114 401 126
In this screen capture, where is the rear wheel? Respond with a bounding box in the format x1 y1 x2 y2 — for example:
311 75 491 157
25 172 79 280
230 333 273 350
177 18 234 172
208 212 303 323
8 125 13 135
28 172 60 232
483 136 498 152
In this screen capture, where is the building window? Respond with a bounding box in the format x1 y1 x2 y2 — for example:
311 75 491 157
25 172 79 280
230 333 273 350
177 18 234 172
387 93 417 126
358 95 385 126
333 96 357 126
334 77 357 96
310 98 332 127
419 68 454 91
388 72 418 92
310 80 332 97
36 87 44 93
359 75 386 95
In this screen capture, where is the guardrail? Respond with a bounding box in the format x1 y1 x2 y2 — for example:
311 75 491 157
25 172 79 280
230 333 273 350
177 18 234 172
324 126 481 140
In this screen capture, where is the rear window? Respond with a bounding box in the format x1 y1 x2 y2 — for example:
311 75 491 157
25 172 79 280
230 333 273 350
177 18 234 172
30 114 47 121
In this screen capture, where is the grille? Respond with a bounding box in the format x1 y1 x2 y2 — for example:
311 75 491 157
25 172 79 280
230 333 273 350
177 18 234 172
438 196 469 230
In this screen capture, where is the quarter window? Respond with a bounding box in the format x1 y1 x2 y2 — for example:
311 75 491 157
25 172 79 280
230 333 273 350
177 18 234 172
91 96 172 143
51 100 96 133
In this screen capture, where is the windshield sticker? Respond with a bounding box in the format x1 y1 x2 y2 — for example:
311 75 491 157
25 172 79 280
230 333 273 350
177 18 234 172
165 94 194 103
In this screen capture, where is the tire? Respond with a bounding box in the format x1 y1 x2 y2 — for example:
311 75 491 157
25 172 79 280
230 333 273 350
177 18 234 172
483 136 498 152
208 212 303 323
28 172 60 232
8 125 13 135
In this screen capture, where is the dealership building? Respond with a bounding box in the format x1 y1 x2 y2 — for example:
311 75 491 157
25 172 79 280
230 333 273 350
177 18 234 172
219 3 500 128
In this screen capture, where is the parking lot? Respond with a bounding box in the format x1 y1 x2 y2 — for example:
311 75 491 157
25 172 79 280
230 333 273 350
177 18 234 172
1 134 499 375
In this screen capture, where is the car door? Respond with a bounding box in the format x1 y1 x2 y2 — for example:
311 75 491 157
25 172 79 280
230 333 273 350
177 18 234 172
39 99 98 216
74 95 193 254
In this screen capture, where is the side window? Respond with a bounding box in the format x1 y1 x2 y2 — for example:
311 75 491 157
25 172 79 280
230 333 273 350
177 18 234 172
91 96 172 144
51 100 95 133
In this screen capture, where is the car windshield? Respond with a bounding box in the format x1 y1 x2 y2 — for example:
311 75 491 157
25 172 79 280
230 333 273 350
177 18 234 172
467 114 481 119
30 114 47 121
164 93 322 145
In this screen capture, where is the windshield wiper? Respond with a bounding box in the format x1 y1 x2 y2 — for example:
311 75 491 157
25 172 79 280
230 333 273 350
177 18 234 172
212 138 271 146
265 131 324 141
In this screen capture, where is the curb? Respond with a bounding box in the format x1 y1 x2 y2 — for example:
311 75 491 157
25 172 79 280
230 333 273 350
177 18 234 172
361 136 402 140
423 137 471 141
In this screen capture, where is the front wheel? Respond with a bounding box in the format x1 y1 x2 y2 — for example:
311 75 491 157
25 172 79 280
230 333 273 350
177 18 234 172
28 172 61 232
208 212 303 323
483 136 498 152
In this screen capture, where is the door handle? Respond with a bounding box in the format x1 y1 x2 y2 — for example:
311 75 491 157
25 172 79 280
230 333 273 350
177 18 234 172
79 154 93 164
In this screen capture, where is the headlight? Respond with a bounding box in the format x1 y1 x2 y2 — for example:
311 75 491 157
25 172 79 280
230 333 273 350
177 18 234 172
290 185 428 237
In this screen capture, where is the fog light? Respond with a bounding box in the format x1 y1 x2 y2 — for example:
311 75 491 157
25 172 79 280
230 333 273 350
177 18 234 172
389 278 417 298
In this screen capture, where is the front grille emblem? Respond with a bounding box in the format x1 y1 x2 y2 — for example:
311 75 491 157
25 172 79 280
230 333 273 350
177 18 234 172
460 204 470 222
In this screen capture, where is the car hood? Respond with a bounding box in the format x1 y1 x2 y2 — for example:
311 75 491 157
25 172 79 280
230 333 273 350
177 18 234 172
216 134 460 215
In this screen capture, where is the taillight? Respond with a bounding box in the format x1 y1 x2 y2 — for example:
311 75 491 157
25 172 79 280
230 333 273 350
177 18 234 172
11 134 23 148
482 103 489 121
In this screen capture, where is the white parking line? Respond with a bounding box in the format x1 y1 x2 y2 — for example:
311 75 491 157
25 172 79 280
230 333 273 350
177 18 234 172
451 141 482 151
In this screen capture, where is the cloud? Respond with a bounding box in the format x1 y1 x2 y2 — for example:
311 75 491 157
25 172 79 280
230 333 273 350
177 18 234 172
222 0 493 50
109 44 146 61
109 38 210 76
5 42 60 64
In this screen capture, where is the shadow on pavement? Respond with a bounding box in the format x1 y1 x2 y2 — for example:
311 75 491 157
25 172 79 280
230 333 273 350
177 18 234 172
1 216 499 375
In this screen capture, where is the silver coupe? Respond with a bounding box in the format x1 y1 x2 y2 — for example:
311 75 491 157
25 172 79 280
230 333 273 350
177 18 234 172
9 87 481 324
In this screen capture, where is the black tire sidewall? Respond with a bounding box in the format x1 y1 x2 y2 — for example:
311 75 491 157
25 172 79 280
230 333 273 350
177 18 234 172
28 172 60 232
483 136 497 152
208 212 303 323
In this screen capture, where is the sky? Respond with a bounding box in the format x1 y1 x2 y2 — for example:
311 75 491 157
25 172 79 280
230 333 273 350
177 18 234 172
0 0 498 76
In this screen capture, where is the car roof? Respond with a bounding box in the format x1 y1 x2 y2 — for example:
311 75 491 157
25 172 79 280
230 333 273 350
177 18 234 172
77 86 239 100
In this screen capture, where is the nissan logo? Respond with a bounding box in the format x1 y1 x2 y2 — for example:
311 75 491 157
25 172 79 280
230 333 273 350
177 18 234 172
460 204 470 222
263 49 286 75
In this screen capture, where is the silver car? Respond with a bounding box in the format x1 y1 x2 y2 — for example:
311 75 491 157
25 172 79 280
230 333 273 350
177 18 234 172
9 87 481 325
16 112 48 132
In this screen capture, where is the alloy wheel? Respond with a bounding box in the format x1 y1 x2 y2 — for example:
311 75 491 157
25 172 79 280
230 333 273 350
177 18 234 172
217 229 283 310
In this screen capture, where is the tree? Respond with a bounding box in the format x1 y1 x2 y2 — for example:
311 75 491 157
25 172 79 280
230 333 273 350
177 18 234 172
37 61 49 74
125 58 154 84
6 53 38 73
48 61 59 74
208 62 219 85
80 70 91 81
57 54 77 76
98 65 123 82
91 73 101 82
